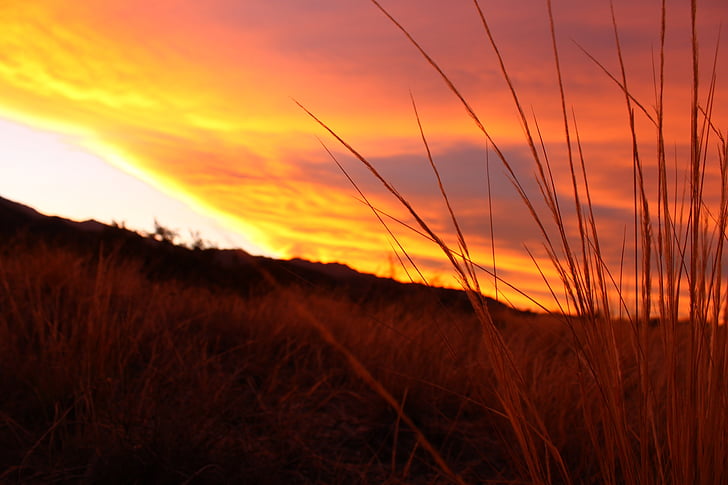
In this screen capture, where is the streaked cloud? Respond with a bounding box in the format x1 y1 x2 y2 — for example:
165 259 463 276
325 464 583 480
0 0 725 310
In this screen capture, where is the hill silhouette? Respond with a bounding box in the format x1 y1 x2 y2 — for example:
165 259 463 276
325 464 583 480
0 194 524 325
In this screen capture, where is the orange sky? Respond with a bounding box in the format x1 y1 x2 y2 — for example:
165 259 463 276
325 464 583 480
0 0 725 311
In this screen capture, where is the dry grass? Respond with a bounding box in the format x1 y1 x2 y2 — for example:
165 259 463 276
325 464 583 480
300 0 727 484
0 233 718 484
0 230 686 484
0 237 518 483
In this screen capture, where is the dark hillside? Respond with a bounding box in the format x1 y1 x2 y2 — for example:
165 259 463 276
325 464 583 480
0 195 521 484
0 195 522 324
0 194 696 484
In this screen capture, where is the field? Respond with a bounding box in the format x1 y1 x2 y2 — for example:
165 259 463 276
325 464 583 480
0 226 547 484
0 212 722 484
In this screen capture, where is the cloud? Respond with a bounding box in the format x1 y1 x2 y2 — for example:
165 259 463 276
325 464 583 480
0 0 725 312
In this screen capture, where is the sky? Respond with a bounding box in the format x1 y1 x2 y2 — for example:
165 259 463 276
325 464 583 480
0 0 725 311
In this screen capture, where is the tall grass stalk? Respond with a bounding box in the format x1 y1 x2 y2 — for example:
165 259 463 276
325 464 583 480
305 0 727 483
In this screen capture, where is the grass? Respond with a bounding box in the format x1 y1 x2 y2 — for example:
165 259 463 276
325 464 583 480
0 236 473 483
1 233 704 484
301 0 727 484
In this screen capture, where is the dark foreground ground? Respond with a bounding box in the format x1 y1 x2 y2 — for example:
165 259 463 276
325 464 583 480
2 195 714 484
0 196 523 483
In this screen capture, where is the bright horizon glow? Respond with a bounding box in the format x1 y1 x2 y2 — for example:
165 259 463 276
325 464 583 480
0 117 270 254
0 0 725 312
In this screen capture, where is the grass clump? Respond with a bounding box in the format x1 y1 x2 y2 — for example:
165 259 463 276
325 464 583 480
302 0 727 483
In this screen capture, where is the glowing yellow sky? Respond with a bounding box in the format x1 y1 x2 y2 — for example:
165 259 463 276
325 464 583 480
0 0 725 310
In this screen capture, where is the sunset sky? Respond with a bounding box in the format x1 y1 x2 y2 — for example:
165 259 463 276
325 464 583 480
0 0 725 310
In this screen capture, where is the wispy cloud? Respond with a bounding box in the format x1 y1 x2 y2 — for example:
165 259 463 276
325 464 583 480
0 0 725 309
